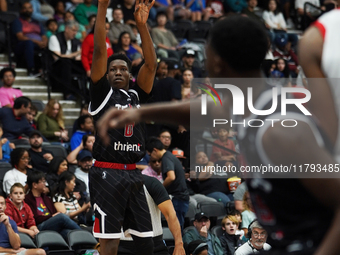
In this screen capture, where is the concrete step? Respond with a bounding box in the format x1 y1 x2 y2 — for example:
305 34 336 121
14 85 48 93
14 77 46 85
65 116 78 127
0 54 7 62
23 92 64 101
14 68 28 77
63 108 81 116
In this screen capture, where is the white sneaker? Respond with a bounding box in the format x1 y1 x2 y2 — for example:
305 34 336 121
286 18 295 29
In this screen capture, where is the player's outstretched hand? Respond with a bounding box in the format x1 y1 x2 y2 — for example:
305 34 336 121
134 0 155 25
97 108 141 146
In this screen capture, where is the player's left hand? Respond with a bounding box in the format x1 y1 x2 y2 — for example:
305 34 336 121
134 0 155 25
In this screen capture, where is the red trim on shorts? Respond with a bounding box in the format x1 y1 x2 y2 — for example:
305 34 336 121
94 217 100 233
313 21 326 40
94 161 137 170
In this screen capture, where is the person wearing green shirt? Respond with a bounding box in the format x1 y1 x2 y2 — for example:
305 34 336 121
73 0 98 29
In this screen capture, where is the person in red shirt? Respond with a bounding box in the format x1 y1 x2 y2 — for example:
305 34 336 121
210 127 236 163
81 19 113 78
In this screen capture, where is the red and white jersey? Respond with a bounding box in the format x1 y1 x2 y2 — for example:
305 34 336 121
314 9 340 162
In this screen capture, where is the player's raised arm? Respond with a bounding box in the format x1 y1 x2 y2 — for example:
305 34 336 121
91 0 110 84
134 0 157 94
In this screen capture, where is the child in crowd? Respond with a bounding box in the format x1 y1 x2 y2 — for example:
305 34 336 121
26 104 38 130
45 19 58 39
5 183 40 238
220 215 245 255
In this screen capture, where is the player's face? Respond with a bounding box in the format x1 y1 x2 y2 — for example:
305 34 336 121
10 187 25 205
2 71 15 87
195 152 209 165
58 160 68 175
251 228 267 249
224 218 237 235
107 59 130 90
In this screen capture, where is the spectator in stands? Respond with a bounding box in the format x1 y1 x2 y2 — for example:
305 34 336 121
182 69 198 100
0 68 22 108
73 0 98 30
225 0 247 13
45 18 58 39
186 240 209 255
5 183 39 238
235 220 271 255
0 123 14 163
273 58 291 85
186 0 211 21
86 14 96 34
31 0 55 25
210 127 236 163
37 99 69 143
108 8 136 46
111 0 136 25
146 137 189 230
67 134 95 164
228 210 244 238
0 0 7 11
0 96 33 141
26 104 38 130
3 148 31 195
262 0 298 47
183 212 224 255
74 150 92 196
233 182 247 212
240 192 256 236
181 49 203 78
151 12 180 59
52 171 91 222
28 130 53 173
207 0 224 18
70 115 94 151
158 129 173 150
219 215 244 255
48 20 85 100
142 155 163 182
53 1 66 23
82 19 114 78
242 0 265 25
58 11 86 42
72 103 90 134
25 170 81 239
11 1 47 76
0 195 46 255
46 156 68 193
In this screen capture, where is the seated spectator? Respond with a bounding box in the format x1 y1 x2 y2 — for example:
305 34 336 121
108 8 137 46
240 192 256 236
0 123 14 163
225 0 247 13
219 215 244 255
74 150 93 196
210 127 236 163
273 58 291 86
5 183 39 238
0 97 33 141
3 148 31 195
241 0 265 25
229 210 244 238
31 0 55 25
0 195 46 255
81 19 114 78
111 0 136 25
116 31 143 76
73 0 98 30
142 155 163 182
26 104 38 130
152 0 191 21
37 99 69 143
186 240 209 255
233 182 247 212
70 115 94 151
262 0 298 47
0 68 22 108
72 103 90 135
11 1 47 76
183 212 224 255
151 12 180 59
181 49 203 78
182 69 198 100
158 129 173 151
45 18 58 39
48 20 85 100
28 130 53 173
235 220 271 255
52 171 91 222
53 1 66 23
86 14 96 34
186 0 211 21
24 171 81 239
58 11 86 42
67 134 95 164
46 156 68 193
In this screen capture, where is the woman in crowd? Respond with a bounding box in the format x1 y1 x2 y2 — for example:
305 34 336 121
67 134 95 164
46 156 68 193
31 0 55 25
52 171 91 222
53 1 66 23
37 99 69 143
182 69 200 100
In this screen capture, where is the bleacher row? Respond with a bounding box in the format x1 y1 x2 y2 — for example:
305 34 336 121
18 229 97 255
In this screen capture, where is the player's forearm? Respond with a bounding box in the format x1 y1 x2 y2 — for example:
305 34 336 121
166 211 183 247
137 23 157 72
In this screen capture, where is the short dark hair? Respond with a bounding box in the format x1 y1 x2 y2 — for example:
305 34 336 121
156 11 167 20
10 148 28 168
146 137 164 153
208 16 268 72
13 96 31 110
0 67 16 79
20 0 31 9
158 129 171 137
77 114 92 130
27 170 46 190
107 53 132 73
46 19 58 28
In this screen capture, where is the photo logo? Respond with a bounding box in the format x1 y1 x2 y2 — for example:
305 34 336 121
197 82 223 107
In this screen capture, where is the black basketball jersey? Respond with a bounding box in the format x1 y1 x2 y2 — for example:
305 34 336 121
238 88 334 251
89 76 150 164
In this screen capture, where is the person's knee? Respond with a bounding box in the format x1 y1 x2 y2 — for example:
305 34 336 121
131 236 154 255
100 239 120 255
